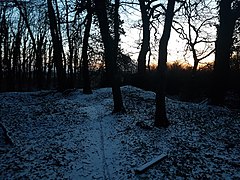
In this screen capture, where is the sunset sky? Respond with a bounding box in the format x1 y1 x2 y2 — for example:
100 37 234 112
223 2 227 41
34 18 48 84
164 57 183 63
119 0 217 67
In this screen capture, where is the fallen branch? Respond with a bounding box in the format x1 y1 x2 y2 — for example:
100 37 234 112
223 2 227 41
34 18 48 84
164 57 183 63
135 153 168 174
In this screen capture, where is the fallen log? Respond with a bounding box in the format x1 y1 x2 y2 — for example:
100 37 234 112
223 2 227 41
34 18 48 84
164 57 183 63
135 153 168 174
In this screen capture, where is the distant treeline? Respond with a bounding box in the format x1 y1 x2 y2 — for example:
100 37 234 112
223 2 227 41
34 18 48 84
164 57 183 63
129 60 240 108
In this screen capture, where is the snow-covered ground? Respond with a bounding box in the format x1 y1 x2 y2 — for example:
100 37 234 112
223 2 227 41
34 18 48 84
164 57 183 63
0 86 239 179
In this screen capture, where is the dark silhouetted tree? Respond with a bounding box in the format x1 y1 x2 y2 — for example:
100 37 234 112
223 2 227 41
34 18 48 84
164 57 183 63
210 0 240 105
137 0 150 74
137 0 163 74
173 0 216 77
47 0 67 91
12 15 23 88
155 0 176 128
13 0 46 89
94 0 125 113
65 0 74 87
82 0 93 94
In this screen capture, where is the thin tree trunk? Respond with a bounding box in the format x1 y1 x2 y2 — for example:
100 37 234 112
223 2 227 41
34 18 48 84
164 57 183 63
191 45 199 77
13 0 44 89
35 34 45 89
82 0 93 94
65 0 74 87
155 0 175 128
0 40 2 89
28 48 33 82
54 0 67 73
12 30 21 90
0 35 2 86
47 43 53 87
137 0 150 74
22 36 27 83
3 16 11 90
43 39 48 82
73 46 78 85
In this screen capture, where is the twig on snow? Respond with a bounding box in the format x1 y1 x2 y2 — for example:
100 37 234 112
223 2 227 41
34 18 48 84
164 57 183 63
135 153 168 174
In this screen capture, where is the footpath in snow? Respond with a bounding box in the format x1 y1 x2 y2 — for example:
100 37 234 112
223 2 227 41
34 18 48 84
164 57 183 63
0 86 240 179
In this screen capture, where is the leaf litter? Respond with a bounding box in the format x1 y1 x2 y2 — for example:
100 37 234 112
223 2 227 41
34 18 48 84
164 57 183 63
0 86 239 179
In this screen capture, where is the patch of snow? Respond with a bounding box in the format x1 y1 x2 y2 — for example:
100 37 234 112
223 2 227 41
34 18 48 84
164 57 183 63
0 86 239 179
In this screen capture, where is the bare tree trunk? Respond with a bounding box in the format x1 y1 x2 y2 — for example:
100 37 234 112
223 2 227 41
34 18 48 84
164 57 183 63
35 34 45 89
3 14 12 90
47 0 67 91
94 0 125 113
22 36 27 83
12 30 21 89
73 46 78 85
210 0 237 105
155 0 175 128
54 0 67 74
112 0 125 113
191 44 199 77
0 7 4 86
43 39 48 84
28 48 33 83
65 0 74 87
137 0 150 74
0 34 2 87
13 0 45 89
82 0 93 94
47 43 53 87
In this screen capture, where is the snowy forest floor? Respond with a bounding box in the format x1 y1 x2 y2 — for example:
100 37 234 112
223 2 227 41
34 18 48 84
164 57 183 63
0 86 240 179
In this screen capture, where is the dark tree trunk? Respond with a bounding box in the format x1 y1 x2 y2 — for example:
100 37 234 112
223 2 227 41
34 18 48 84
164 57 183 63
94 0 125 113
210 0 237 105
12 30 21 89
0 9 4 86
22 36 27 82
43 40 48 81
14 15 24 90
47 43 53 87
73 47 78 85
28 48 33 82
112 0 125 113
137 0 150 74
0 33 2 86
82 0 93 94
0 11 3 84
65 0 74 87
13 0 44 89
0 42 2 89
155 0 175 128
35 34 45 89
3 16 11 90
47 0 66 91
191 44 199 78
54 0 67 73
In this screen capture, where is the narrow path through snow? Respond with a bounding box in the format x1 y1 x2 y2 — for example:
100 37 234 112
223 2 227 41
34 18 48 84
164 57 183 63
1 87 239 179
